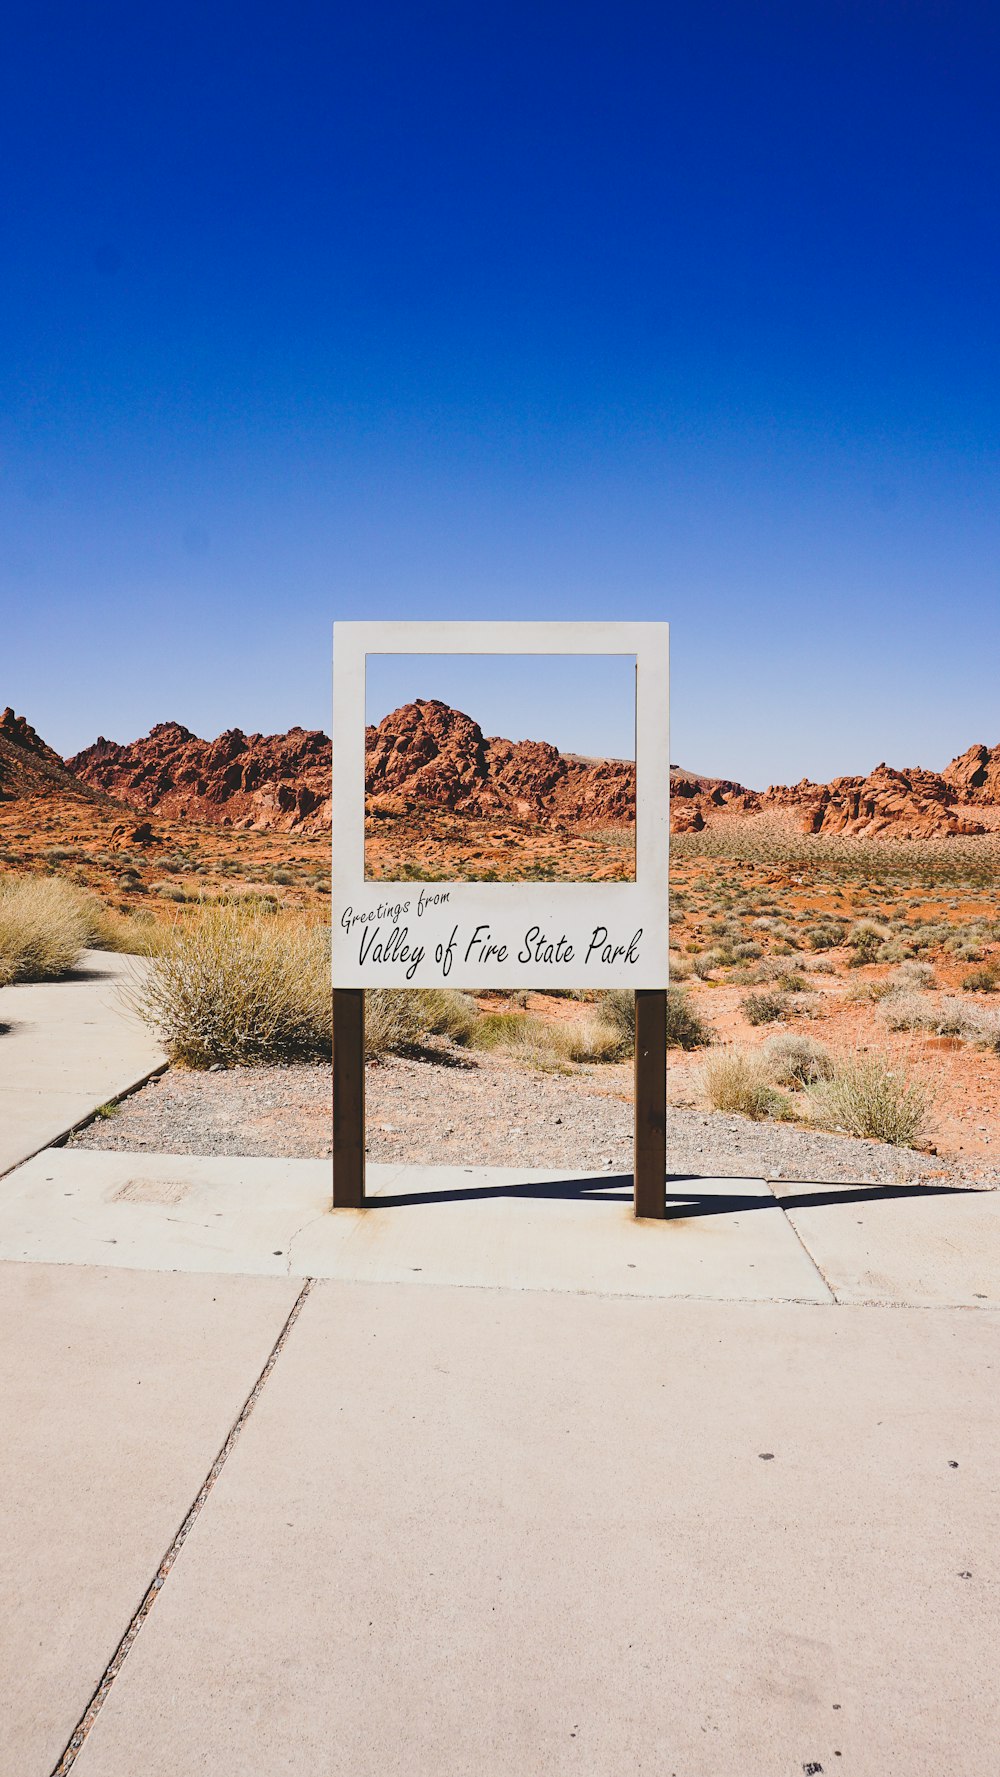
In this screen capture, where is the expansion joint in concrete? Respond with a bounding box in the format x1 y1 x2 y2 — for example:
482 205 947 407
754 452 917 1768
48 1276 315 1775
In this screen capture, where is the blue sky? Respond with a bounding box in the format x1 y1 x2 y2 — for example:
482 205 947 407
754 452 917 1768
2 2 998 788
365 656 637 759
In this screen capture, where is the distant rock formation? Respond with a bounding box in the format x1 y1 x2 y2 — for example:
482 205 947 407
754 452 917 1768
0 708 108 804
943 742 1000 805
365 699 637 826
0 694 984 842
758 762 988 838
68 721 332 833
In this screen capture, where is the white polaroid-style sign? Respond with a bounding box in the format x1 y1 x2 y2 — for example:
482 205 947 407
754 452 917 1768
331 621 669 989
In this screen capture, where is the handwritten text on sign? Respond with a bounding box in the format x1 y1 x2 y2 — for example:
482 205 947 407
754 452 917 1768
340 892 642 983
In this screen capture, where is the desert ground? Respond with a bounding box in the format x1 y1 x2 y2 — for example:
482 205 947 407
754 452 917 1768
3 793 997 1180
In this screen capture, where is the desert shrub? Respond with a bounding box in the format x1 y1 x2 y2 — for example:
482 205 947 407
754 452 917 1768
741 990 788 1025
776 970 809 992
806 922 846 950
463 1012 573 1070
762 1031 834 1088
693 949 724 979
962 961 999 993
454 996 626 1070
847 920 889 966
0 874 95 982
930 997 983 1039
738 957 787 984
880 991 933 1032
596 988 635 1045
363 989 427 1057
364 987 478 1056
128 909 330 1067
888 960 936 992
908 922 952 953
416 988 479 1042
785 990 824 1020
807 1054 930 1147
668 950 693 980
563 1016 631 1063
88 904 175 956
666 986 714 1049
845 978 892 1004
703 1050 792 1121
874 938 912 965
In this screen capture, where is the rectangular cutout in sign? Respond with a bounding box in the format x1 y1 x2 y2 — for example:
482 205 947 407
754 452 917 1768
364 652 637 882
332 621 668 989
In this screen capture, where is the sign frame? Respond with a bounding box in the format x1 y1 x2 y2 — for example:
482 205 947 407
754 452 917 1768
331 620 669 990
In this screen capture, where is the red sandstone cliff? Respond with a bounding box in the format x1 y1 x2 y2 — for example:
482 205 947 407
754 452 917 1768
0 708 109 804
758 762 989 838
365 700 638 826
40 700 1000 840
68 722 332 833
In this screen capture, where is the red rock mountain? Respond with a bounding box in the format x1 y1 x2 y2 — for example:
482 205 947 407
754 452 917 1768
68 722 332 833
366 700 637 826
32 699 1000 840
943 742 1000 805
0 708 108 804
757 762 990 838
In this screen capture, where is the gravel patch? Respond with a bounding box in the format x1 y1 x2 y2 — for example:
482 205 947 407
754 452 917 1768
69 1051 994 1188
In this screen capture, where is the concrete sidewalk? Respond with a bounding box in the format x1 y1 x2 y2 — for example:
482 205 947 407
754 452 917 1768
0 952 164 1176
51 1277 999 1777
0 1262 301 1777
3 1145 999 1306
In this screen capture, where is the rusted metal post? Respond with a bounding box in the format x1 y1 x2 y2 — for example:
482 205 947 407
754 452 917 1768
332 988 365 1207
634 988 667 1218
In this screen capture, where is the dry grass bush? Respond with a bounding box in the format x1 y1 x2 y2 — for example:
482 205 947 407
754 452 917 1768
807 1053 930 1147
129 909 331 1067
665 986 714 1049
845 977 894 1004
463 1012 575 1071
805 921 846 950
363 988 480 1057
595 988 635 1045
563 1017 631 1063
962 961 999 993
363 989 427 1058
881 991 998 1044
927 997 987 1039
458 1004 629 1069
703 1049 793 1121
741 990 788 1025
0 874 95 982
86 903 175 955
880 991 932 1032
847 920 890 966
786 991 825 1020
762 1032 835 1087
888 960 936 992
416 988 479 1043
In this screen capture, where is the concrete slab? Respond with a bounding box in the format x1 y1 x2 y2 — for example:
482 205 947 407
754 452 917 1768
0 1262 301 1777
0 953 165 1175
0 1149 832 1302
777 1179 1000 1306
75 1281 1000 1776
